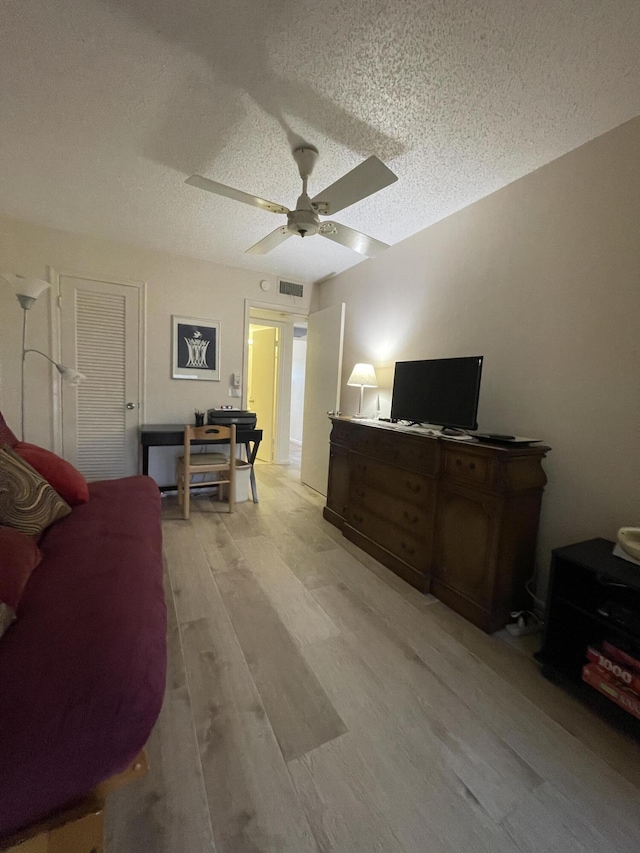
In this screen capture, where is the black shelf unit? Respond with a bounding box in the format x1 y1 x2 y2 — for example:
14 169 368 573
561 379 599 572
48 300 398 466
536 538 640 729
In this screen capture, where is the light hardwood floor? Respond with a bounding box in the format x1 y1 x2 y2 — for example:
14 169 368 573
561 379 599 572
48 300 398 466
106 463 640 852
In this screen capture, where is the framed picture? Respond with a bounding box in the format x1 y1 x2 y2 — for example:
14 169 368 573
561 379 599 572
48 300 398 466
172 315 220 381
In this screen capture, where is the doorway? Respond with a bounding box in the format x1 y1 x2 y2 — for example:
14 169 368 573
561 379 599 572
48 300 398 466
248 323 278 463
245 305 308 466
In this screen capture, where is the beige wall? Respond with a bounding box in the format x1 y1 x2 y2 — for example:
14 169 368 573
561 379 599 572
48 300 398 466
317 117 640 592
0 216 312 481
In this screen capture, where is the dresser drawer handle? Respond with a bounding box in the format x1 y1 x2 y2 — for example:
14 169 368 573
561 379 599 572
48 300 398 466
354 488 365 498
400 542 416 555
353 513 364 523
403 511 419 524
455 458 476 472
406 481 421 493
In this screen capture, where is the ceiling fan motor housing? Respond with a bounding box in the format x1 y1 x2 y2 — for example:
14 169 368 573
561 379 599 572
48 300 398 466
287 206 320 237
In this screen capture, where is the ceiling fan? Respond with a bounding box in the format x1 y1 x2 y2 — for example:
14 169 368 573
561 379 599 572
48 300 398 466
185 145 398 257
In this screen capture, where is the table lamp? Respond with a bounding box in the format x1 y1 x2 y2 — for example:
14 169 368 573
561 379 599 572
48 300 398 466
347 363 377 419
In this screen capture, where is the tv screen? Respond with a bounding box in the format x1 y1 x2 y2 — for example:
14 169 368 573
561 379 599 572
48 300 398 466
390 356 483 430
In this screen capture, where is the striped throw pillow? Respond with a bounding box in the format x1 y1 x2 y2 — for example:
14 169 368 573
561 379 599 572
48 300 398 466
0 445 71 535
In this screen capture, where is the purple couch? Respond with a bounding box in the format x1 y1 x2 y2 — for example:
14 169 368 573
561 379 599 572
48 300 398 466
0 476 167 839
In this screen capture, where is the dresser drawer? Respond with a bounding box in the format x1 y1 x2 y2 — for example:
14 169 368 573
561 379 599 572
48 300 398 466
372 431 439 475
347 505 428 571
443 446 494 488
330 419 352 448
350 456 433 508
350 482 430 536
340 423 438 475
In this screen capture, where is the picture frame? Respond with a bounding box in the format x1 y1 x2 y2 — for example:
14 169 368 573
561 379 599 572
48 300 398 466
172 315 220 381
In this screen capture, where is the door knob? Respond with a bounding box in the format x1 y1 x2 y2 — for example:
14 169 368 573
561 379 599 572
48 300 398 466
126 402 136 410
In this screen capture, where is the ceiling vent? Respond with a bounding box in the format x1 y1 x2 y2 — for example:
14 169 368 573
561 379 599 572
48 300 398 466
279 279 304 298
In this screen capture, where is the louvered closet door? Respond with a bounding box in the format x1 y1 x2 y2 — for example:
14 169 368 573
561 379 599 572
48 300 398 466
60 276 141 480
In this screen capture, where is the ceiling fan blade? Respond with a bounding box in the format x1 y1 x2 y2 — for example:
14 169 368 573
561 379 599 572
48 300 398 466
318 222 390 257
245 226 292 255
311 156 397 216
185 175 289 215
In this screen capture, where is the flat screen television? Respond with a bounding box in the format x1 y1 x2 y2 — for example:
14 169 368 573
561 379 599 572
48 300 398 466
390 356 483 430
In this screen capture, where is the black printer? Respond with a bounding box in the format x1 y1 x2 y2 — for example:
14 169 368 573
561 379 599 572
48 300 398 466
207 409 257 429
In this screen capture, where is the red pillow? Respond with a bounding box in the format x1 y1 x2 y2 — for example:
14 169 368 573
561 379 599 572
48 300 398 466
14 443 89 506
0 412 19 448
0 526 42 610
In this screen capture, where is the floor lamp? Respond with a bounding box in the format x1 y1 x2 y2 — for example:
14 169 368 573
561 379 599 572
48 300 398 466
347 362 378 419
1 274 86 440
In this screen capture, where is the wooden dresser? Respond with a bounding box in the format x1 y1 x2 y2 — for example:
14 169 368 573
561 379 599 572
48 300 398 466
324 417 550 632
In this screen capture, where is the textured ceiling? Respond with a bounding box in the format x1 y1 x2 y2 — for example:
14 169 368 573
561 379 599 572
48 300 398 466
1 1 639 284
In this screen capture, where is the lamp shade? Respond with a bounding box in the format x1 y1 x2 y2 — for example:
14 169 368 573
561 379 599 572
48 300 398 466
2 274 51 310
56 364 86 385
347 363 378 388
2 274 50 300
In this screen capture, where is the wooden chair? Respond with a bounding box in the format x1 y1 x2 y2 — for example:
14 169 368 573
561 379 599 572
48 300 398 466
176 424 236 519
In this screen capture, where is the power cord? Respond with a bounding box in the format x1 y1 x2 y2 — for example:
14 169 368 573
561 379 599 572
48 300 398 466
506 610 543 636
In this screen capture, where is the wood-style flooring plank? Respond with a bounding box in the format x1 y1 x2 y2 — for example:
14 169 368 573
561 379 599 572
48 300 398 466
164 556 187 691
327 559 640 851
256 463 325 508
316 544 437 628
239 508 339 590
163 521 219 624
105 685 216 853
247 469 310 515
284 505 342 553
311 581 543 823
235 536 340 646
288 736 410 853
322 521 438 609
189 509 246 573
215 566 347 760
179 605 318 853
427 601 640 788
500 781 614 853
294 634 521 853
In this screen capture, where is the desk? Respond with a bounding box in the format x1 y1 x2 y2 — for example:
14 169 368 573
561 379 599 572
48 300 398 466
140 424 263 503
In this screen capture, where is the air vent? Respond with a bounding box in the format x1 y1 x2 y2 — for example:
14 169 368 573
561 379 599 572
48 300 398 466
279 279 304 298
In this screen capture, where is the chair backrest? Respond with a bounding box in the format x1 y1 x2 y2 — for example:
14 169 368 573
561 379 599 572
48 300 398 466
183 424 236 467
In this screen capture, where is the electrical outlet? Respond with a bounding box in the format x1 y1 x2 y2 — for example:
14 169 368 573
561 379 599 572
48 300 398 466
229 388 241 397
